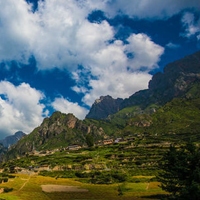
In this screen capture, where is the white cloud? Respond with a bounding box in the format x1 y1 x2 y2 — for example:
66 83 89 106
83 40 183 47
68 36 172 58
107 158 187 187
181 12 200 39
0 81 47 138
102 0 200 19
0 0 36 62
0 0 115 70
166 42 180 49
51 97 89 120
82 72 152 106
126 34 164 70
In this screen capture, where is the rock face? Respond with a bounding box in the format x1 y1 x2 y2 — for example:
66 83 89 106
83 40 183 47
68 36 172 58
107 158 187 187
0 131 26 148
86 95 123 119
87 51 200 119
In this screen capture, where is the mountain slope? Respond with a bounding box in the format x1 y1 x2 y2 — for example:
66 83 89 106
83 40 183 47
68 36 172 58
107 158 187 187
123 97 200 142
5 112 107 159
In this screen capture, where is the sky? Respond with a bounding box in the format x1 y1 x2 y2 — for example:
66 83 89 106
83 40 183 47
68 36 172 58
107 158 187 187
0 0 199 138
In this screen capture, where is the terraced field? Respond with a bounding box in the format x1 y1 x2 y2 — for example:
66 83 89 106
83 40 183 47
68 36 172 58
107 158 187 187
0 140 171 200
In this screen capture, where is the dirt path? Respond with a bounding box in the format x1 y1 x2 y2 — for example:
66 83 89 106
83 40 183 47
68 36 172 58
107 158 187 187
146 182 150 190
18 175 31 191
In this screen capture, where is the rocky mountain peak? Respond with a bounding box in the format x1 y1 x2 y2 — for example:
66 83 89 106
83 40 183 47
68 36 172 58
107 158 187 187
94 95 113 104
14 131 26 138
149 51 200 91
43 111 78 128
86 95 123 119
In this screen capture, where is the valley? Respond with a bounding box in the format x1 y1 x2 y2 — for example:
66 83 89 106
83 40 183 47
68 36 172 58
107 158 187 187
0 51 199 199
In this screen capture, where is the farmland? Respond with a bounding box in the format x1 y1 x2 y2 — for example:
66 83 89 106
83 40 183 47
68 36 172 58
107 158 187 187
0 139 171 200
0 173 166 200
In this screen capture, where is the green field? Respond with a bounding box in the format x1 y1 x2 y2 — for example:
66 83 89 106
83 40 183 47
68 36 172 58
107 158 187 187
0 174 166 200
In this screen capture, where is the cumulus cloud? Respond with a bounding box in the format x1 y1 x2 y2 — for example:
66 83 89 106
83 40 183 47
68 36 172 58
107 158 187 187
73 33 164 106
0 0 36 62
181 12 200 39
126 34 164 70
0 81 47 138
51 97 89 120
0 0 114 69
0 0 174 70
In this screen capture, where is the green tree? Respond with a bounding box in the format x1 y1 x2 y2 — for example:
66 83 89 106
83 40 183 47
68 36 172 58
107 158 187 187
157 142 200 199
86 134 94 147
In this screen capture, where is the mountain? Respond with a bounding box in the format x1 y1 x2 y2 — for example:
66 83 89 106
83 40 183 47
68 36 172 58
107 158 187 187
4 50 200 160
5 112 107 159
86 95 123 119
0 131 26 148
86 51 200 120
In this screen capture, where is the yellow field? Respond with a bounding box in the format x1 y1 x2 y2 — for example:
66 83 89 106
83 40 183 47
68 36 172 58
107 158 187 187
0 174 166 200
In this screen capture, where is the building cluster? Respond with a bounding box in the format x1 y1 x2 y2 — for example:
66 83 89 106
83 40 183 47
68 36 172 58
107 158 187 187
23 133 150 162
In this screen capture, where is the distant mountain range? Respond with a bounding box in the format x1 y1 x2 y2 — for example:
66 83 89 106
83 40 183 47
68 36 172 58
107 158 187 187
0 131 25 161
3 50 200 160
0 131 26 148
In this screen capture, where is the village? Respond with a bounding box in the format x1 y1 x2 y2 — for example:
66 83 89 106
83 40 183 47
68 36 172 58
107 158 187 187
28 134 143 157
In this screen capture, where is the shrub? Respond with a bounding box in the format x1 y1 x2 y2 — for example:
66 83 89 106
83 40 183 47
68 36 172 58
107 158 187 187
3 187 13 193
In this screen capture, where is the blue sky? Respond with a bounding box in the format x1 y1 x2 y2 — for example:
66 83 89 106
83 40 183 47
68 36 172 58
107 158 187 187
0 0 199 138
